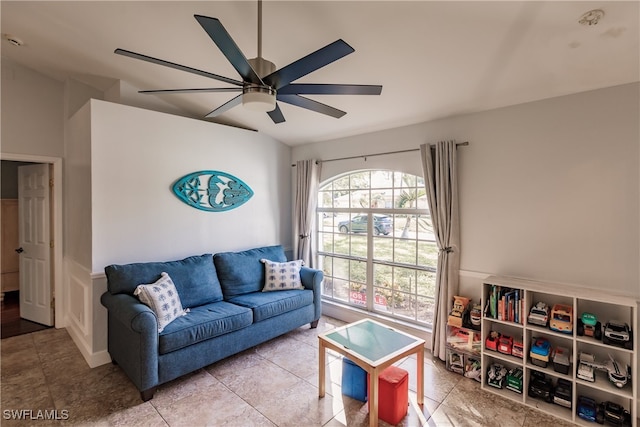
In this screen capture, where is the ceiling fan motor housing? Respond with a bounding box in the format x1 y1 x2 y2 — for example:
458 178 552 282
248 57 275 78
243 57 277 111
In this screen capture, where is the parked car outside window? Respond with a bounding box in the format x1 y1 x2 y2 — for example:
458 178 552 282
338 214 392 235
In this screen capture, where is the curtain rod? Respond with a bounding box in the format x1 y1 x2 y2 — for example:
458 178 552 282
291 141 468 167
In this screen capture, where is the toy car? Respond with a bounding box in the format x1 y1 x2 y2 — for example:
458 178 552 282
485 331 500 351
498 335 513 355
600 401 631 426
552 378 572 408
530 337 551 368
577 396 604 423
469 302 482 327
506 367 523 393
464 357 481 382
527 302 550 327
448 295 470 327
549 303 573 334
486 363 507 389
602 320 633 349
511 338 524 358
577 312 602 340
577 352 596 382
449 327 472 347
448 352 464 374
552 346 570 374
528 370 553 403
603 355 631 388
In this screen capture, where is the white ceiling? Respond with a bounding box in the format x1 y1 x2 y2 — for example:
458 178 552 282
2 1 638 146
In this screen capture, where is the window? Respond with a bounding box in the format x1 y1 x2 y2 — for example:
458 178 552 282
317 170 436 326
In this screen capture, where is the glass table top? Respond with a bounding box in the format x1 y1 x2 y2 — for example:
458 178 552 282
322 319 422 363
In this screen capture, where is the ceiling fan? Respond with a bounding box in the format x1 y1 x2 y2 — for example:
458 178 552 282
115 0 382 124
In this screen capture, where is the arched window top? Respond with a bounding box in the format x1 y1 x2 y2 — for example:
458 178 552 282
318 170 427 210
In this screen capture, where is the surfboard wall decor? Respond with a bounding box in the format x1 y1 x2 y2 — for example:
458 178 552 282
172 171 253 212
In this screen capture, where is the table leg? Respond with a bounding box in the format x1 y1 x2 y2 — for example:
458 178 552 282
369 368 379 427
417 346 424 405
318 341 326 398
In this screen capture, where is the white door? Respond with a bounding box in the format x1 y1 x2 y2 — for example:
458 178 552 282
18 164 53 326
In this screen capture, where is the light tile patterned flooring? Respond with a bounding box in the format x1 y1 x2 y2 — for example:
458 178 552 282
0 316 577 426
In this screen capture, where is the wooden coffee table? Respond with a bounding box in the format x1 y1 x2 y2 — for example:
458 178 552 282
318 318 425 427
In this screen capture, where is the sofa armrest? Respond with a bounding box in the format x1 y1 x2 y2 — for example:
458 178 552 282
101 293 158 332
300 266 323 321
100 292 159 393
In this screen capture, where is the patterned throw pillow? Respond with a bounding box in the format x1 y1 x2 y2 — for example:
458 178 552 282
261 259 304 292
134 272 188 332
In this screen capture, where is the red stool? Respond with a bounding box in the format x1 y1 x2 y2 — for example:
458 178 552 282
368 365 409 424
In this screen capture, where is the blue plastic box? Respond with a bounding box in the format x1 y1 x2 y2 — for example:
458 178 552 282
341 357 368 402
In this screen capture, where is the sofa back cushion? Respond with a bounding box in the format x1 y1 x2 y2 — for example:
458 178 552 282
214 245 286 298
104 254 223 308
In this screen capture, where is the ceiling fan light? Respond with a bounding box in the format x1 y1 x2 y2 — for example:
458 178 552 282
243 86 276 112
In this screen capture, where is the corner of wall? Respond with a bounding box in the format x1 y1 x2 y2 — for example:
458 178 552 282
103 80 121 103
64 78 104 119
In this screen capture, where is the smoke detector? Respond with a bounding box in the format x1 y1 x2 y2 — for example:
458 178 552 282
579 9 605 26
2 34 24 47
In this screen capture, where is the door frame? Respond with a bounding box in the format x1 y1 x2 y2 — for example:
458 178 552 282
1 153 63 329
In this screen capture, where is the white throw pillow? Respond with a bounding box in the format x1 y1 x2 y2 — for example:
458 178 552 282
261 259 304 292
134 272 188 332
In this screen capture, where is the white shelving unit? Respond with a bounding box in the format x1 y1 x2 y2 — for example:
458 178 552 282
480 275 638 427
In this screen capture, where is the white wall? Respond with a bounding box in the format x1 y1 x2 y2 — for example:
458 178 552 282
89 99 292 272
64 99 293 366
1 57 64 157
63 102 97 364
460 83 638 296
1 58 67 331
293 83 640 298
65 102 93 269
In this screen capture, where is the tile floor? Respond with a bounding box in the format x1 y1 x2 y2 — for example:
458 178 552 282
1 316 577 426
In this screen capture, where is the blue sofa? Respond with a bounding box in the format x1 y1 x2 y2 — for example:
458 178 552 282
100 245 323 401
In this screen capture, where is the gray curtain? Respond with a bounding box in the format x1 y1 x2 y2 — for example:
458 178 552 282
294 159 322 267
420 141 460 361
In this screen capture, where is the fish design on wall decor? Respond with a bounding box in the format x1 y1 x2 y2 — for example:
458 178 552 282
172 171 254 212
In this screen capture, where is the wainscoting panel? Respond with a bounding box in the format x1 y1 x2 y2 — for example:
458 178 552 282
67 260 89 336
64 258 111 368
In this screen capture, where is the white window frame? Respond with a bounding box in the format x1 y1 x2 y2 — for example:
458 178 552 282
316 170 436 328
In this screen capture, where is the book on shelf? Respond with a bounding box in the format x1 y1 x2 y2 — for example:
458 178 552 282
485 285 523 324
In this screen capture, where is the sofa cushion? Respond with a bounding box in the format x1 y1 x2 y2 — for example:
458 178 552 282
214 245 287 298
261 259 304 292
105 254 223 308
134 272 188 332
158 301 253 354
227 289 313 323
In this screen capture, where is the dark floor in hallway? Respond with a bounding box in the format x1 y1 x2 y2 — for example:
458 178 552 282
1 291 51 339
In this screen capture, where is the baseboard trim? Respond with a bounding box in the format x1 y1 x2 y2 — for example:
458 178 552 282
65 320 111 368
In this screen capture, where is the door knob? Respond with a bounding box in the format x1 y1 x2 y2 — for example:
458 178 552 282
15 247 24 254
